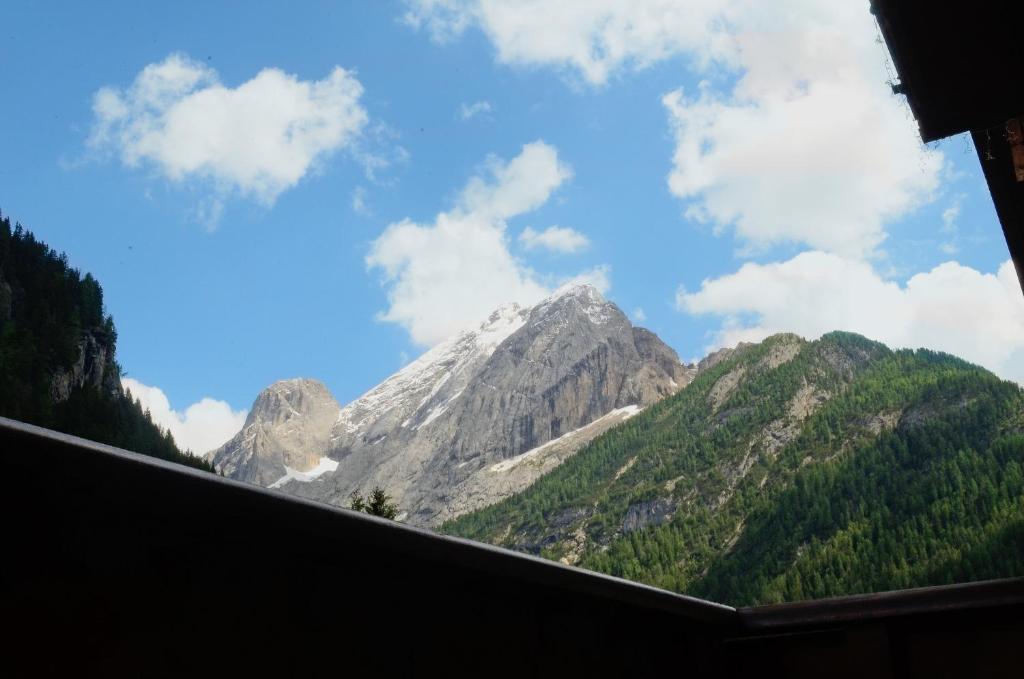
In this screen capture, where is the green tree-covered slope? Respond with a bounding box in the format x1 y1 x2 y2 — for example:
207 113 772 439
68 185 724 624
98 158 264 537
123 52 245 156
0 212 213 471
443 332 1024 606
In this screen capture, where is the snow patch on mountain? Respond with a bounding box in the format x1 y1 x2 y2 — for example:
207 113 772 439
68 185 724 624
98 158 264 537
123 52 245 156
413 388 465 431
269 456 339 489
490 404 642 473
532 282 611 323
334 302 528 438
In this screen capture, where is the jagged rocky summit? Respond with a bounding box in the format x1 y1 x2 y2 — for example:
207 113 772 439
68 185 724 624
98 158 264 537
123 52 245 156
211 284 696 525
211 379 341 486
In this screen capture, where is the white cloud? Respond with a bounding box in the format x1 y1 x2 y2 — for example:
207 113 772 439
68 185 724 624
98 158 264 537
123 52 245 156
942 204 961 232
404 0 732 85
519 225 589 253
661 2 942 256
677 252 1024 383
368 212 549 346
936 196 963 254
632 307 647 323
89 53 368 205
193 196 225 232
352 186 371 215
367 140 594 346
351 122 412 183
557 265 612 295
459 100 493 120
457 141 574 221
663 80 940 256
942 197 962 233
405 1 943 257
122 378 247 456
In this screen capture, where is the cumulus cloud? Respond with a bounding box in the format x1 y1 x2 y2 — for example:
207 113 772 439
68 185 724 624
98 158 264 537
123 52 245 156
519 225 589 253
89 53 368 205
677 252 1024 383
404 0 731 85
405 1 942 256
459 100 493 120
661 3 942 256
457 141 574 221
663 79 940 256
122 377 247 456
632 307 647 323
407 1 1010 387
368 140 596 346
368 212 549 346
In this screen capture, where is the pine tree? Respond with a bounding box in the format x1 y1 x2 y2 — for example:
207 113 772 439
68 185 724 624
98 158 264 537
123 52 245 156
348 487 399 520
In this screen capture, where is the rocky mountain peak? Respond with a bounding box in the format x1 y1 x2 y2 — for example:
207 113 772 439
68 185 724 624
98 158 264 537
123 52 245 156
547 281 604 301
483 301 524 325
470 301 530 350
246 378 336 427
222 285 699 526
211 378 341 486
530 283 615 325
301 285 694 524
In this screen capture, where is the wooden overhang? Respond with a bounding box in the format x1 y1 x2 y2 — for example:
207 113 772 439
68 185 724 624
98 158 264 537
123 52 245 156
3 416 1023 677
871 0 1024 291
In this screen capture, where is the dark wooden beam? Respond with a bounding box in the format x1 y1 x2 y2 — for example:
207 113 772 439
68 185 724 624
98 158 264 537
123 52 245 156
871 0 1024 143
973 121 1024 294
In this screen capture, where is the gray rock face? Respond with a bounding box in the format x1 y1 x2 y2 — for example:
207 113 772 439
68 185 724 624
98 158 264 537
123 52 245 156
622 498 676 534
50 329 120 403
451 404 645 520
210 379 341 486
0 264 119 405
697 342 753 374
223 284 695 526
443 287 682 461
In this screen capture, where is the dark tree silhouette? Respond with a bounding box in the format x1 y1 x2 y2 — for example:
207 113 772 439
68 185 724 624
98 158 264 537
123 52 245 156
0 210 213 472
349 486 399 520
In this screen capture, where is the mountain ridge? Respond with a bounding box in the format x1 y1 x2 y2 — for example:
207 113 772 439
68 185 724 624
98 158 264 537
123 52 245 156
442 331 1024 605
213 283 696 524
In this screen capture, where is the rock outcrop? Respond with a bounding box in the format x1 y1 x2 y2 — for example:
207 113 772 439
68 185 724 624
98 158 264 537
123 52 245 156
49 329 119 403
211 379 341 486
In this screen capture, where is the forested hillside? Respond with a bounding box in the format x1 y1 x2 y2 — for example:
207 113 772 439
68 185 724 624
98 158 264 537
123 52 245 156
0 211 212 471
443 332 1024 606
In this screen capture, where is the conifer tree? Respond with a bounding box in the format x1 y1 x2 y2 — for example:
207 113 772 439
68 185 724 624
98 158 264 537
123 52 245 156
348 487 399 520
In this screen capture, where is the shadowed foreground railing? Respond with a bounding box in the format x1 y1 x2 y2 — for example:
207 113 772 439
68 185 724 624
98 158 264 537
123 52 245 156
1 416 1021 677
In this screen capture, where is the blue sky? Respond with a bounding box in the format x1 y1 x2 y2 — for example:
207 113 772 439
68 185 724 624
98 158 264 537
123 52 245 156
2 1 1022 453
